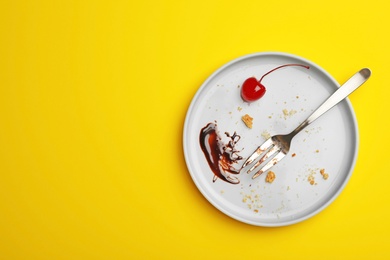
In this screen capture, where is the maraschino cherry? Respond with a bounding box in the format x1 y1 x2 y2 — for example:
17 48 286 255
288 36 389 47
241 64 310 102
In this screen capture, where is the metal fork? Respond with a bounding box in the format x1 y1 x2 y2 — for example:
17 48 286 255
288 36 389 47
242 68 371 179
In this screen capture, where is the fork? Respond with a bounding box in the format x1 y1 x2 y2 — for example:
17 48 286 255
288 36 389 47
242 68 371 179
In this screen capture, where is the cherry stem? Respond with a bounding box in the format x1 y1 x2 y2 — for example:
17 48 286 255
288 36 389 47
258 64 310 83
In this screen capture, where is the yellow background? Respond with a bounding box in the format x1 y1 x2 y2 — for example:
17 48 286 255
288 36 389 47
0 0 389 259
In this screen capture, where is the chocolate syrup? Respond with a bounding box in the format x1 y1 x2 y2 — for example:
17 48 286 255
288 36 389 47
199 122 243 184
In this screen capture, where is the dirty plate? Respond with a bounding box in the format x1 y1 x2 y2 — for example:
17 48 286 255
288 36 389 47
183 52 358 226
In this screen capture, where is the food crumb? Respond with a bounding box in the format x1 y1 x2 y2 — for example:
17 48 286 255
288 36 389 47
282 109 297 119
292 153 296 157
237 106 242 111
289 110 297 116
241 189 263 213
261 130 271 139
307 169 317 185
266 171 276 183
241 114 253 129
220 190 224 194
315 149 320 153
320 168 329 180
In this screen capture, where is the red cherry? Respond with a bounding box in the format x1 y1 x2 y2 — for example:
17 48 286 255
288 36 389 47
240 64 310 102
241 77 266 102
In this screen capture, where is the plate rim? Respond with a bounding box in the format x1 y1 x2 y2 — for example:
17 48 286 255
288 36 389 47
183 51 359 227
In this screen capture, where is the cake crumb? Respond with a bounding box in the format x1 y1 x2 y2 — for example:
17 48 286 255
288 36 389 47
261 130 271 139
307 169 317 185
308 176 315 185
282 109 297 119
240 184 263 213
241 114 253 129
289 110 297 116
320 168 329 180
292 153 296 157
265 171 276 183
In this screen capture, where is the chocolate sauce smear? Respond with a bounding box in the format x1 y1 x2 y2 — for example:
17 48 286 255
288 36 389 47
199 122 243 184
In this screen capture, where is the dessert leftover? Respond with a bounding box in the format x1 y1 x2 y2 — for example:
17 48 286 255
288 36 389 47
241 114 253 129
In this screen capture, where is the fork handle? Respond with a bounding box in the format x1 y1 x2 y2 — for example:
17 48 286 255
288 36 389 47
290 68 371 137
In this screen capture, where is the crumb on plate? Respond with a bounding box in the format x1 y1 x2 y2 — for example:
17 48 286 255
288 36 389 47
282 109 297 119
265 171 276 183
320 168 329 180
241 114 253 128
307 170 316 185
261 130 271 139
308 175 315 185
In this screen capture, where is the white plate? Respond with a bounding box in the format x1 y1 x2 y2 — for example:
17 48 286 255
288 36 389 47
183 52 358 226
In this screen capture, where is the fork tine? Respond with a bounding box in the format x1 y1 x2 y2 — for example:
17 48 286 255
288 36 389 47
247 145 279 174
241 138 273 169
251 151 286 179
